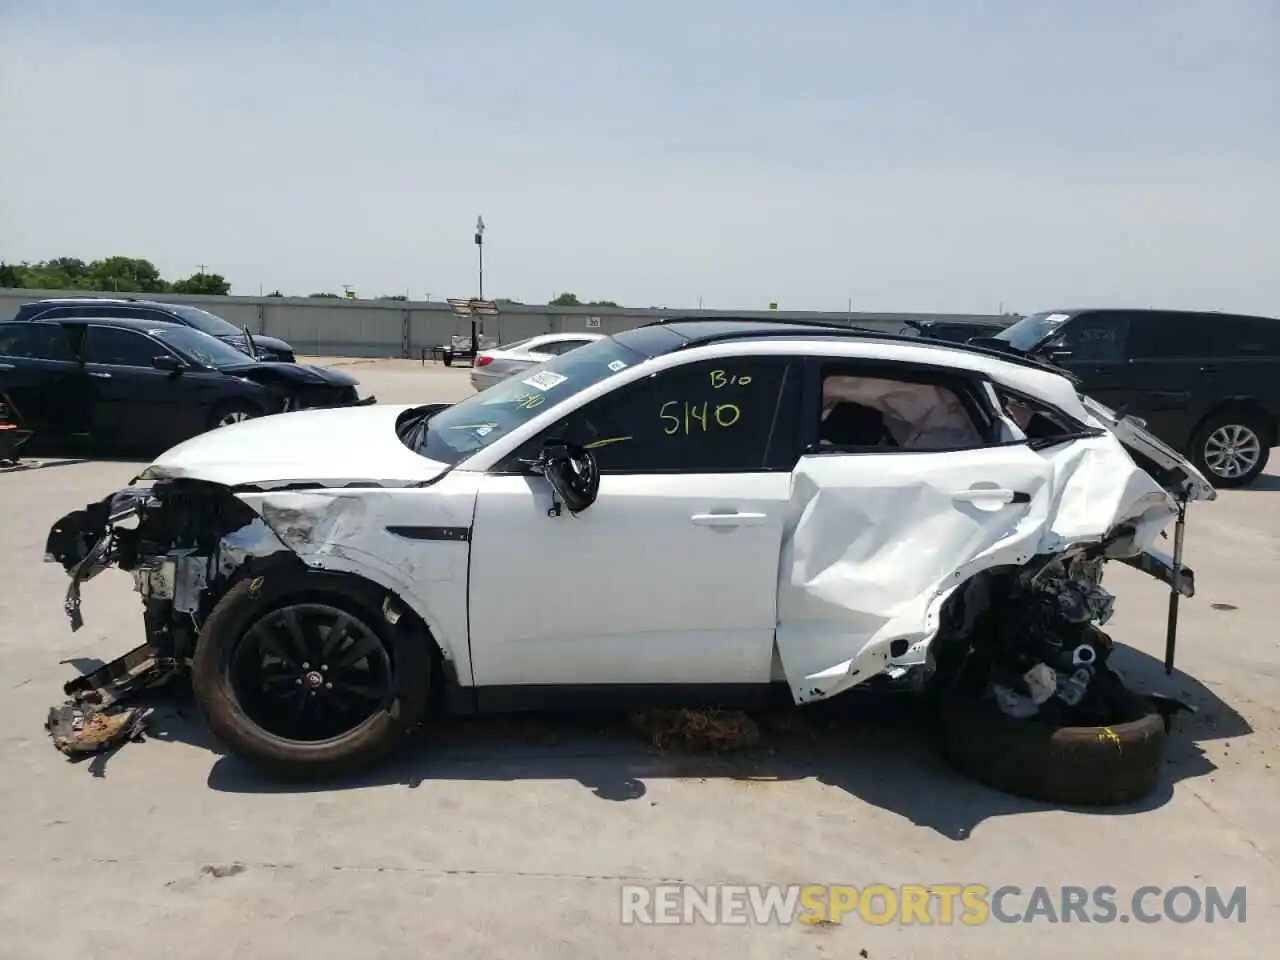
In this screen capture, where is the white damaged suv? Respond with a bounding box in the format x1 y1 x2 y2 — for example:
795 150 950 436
45 319 1215 799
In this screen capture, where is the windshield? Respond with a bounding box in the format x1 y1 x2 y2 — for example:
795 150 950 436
995 311 1075 352
410 335 650 465
151 325 258 368
168 305 243 337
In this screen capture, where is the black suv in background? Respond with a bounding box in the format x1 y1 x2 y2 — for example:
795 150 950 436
11 298 297 363
975 308 1280 488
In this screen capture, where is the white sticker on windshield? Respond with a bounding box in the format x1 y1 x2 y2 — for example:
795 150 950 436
473 424 495 437
1043 313 1071 326
522 371 568 391
607 360 628 372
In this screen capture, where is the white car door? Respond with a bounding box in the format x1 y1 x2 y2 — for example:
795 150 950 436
774 362 1057 704
467 354 801 689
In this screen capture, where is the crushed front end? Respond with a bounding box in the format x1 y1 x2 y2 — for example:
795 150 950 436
43 479 290 746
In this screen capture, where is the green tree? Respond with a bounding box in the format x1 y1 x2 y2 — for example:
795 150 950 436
79 256 168 293
549 292 581 306
0 262 22 288
377 294 408 301
587 300 619 308
266 290 284 297
308 292 341 299
171 271 231 295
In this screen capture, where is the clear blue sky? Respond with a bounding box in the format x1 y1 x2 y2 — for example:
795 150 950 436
1 0 1276 313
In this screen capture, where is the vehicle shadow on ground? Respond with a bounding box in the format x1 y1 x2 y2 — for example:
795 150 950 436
6 436 155 468
143 645 1250 841
1234 472 1280 492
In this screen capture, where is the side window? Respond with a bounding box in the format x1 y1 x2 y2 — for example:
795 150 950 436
1052 313 1129 362
816 365 990 452
29 306 77 320
994 388 1088 443
534 340 576 356
0 324 75 361
1218 316 1280 357
1126 313 1215 360
535 357 793 473
84 327 164 367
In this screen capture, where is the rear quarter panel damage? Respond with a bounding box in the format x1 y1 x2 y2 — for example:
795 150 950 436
774 433 1184 705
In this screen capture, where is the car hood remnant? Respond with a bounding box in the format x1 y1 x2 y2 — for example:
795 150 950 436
774 395 1214 706
218 360 358 388
138 403 450 488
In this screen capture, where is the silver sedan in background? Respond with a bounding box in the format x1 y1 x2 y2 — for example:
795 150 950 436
469 332 605 391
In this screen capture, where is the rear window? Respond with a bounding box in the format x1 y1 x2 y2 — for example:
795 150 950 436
0 323 74 361
166 305 242 337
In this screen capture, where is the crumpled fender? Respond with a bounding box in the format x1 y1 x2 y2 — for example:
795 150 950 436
773 433 1185 705
234 476 480 685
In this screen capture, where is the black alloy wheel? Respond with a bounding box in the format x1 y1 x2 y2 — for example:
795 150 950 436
230 602 395 743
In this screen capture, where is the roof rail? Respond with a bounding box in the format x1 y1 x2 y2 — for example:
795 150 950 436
647 317 1080 384
646 314 864 332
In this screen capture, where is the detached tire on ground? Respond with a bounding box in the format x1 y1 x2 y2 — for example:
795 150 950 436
192 569 433 779
1188 407 1273 489
937 686 1168 806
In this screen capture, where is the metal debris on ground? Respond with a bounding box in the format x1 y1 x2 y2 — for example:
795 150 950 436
630 708 762 753
45 701 147 757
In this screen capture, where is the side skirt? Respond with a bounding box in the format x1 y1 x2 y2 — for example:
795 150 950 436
445 682 796 716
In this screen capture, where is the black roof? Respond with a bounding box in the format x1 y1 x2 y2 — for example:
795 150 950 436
639 315 1076 379
26 297 178 308
25 315 189 333
1033 307 1280 323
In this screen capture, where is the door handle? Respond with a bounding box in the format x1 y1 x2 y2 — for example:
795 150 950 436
691 512 768 527
1199 365 1217 375
951 489 1031 505
88 371 112 379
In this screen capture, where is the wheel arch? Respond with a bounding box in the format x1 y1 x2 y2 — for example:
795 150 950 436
220 556 459 692
1192 396 1278 447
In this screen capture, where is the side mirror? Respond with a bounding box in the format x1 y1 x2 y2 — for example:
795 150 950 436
151 354 186 373
1045 349 1073 363
525 438 600 517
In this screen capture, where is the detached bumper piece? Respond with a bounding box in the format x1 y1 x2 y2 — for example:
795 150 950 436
44 486 192 760
46 701 146 758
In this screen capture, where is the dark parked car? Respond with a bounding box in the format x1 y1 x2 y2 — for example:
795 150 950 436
972 308 1280 488
0 317 373 450
897 317 1013 344
12 297 297 362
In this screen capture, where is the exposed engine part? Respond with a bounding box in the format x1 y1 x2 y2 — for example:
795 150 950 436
1072 644 1097 667
1055 667 1092 708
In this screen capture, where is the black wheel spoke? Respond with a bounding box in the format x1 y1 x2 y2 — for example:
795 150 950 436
279 608 311 663
331 680 389 702
320 613 354 661
249 622 300 672
231 602 394 744
332 632 383 671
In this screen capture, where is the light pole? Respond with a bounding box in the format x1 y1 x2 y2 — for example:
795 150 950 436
473 216 485 350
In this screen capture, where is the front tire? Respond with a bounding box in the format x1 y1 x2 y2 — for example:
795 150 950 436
1189 408 1272 488
192 570 432 779
208 399 263 431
